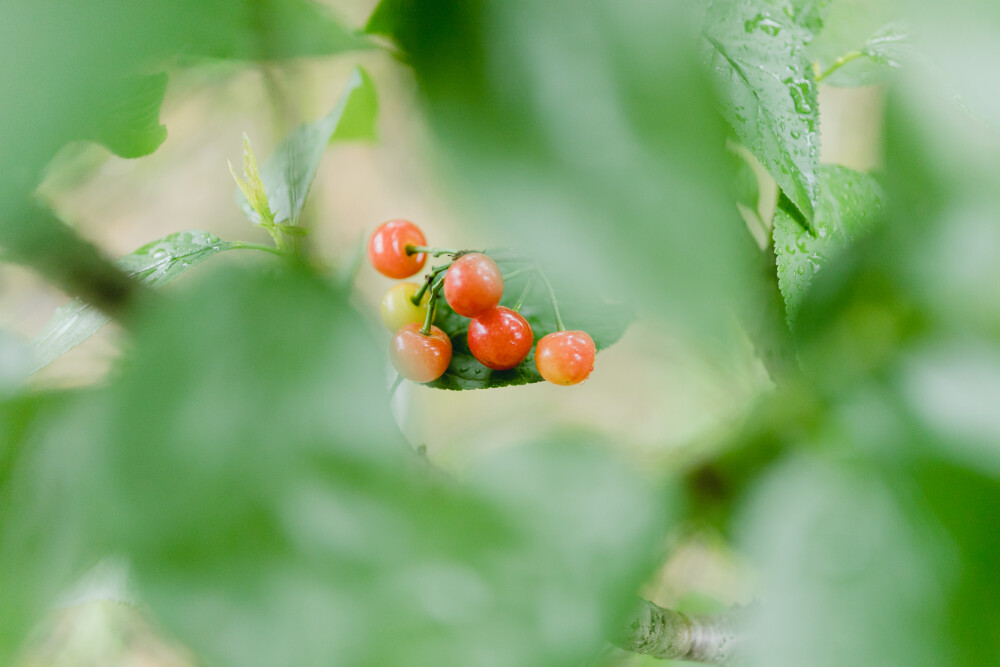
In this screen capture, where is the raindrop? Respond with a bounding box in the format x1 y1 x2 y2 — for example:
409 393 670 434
782 78 814 115
744 14 782 36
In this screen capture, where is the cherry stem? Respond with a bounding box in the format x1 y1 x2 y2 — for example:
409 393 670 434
411 262 452 305
512 273 536 313
419 277 445 335
406 244 461 257
536 269 566 332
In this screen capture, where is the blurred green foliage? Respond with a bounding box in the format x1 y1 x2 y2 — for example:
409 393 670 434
2 0 1000 665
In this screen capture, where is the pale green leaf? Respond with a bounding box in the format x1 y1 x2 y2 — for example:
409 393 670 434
68 266 665 667
237 68 378 227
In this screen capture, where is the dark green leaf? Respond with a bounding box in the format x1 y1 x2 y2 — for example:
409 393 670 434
365 0 405 37
25 231 240 377
706 0 821 220
772 165 883 322
68 266 665 667
426 260 633 390
237 68 377 227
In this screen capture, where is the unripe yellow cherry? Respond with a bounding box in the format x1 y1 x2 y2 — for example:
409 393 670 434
380 282 430 332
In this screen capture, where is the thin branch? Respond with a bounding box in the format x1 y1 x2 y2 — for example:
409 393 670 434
614 598 743 664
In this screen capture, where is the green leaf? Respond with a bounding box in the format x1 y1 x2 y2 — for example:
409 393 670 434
365 0 404 36
425 260 633 390
237 68 378 227
69 266 665 666
25 231 240 378
706 0 821 220
772 165 883 322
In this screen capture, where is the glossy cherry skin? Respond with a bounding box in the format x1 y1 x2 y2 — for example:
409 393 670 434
534 331 595 385
443 253 503 318
390 323 452 383
467 306 533 371
368 219 427 279
380 282 430 332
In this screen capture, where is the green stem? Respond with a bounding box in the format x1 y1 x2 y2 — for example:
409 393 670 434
411 263 452 305
815 50 864 83
512 273 536 312
420 278 445 335
229 242 287 258
536 269 566 332
406 245 462 257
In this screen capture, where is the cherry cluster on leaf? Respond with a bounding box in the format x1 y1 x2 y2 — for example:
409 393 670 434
368 219 596 386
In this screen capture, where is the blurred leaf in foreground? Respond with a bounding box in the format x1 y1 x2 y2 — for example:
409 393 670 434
50 266 668 666
0 391 100 663
368 0 757 348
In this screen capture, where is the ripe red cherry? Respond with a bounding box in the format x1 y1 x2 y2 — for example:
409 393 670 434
467 306 533 371
368 219 427 279
443 253 503 317
389 323 452 383
534 331 596 385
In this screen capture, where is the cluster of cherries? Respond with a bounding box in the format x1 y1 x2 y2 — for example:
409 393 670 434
368 219 596 386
